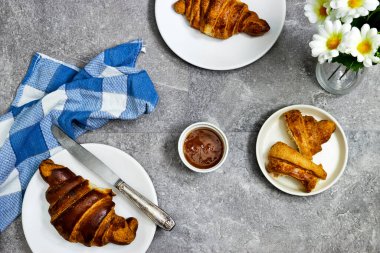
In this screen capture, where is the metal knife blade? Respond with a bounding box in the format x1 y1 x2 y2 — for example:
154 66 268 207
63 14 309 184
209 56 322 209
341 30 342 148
51 125 176 231
52 125 120 185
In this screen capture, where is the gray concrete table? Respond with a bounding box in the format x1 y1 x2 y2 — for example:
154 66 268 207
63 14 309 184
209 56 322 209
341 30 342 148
0 0 379 252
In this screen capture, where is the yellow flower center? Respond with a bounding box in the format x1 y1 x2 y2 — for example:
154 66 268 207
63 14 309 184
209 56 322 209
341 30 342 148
314 0 328 20
357 40 372 54
319 6 328 17
348 0 363 8
326 36 341 50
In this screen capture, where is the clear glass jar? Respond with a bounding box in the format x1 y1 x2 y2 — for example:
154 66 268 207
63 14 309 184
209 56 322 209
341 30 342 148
315 62 367 95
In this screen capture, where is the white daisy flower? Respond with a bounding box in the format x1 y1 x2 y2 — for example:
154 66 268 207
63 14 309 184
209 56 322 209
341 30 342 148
330 0 379 23
309 20 352 63
305 0 331 24
340 24 380 67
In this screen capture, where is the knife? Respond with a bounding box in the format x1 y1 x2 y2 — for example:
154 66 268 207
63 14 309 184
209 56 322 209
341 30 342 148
51 125 175 231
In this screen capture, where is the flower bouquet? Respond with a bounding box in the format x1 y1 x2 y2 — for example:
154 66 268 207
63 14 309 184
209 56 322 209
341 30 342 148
305 0 380 71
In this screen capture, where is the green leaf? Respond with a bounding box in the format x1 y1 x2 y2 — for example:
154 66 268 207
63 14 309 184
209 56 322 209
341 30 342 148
351 6 380 29
351 16 367 29
332 54 364 72
367 7 380 30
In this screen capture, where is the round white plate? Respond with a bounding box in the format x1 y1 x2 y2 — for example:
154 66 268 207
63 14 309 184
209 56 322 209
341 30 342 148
256 105 348 196
155 0 286 70
22 143 157 253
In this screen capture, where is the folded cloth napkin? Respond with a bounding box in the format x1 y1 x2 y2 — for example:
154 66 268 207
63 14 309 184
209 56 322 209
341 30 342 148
0 39 159 232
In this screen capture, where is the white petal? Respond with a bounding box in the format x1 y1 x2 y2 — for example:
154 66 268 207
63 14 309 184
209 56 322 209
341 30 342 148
372 34 380 46
351 27 362 40
310 40 325 48
342 15 353 24
358 8 369 16
341 23 352 33
332 20 342 32
308 15 318 23
318 24 329 36
368 28 378 38
351 49 359 57
361 24 370 37
330 49 339 57
304 4 312 11
363 58 372 67
320 28 331 38
373 56 380 64
313 34 327 41
364 0 379 10
337 43 346 52
312 47 327 57
330 0 343 8
318 55 327 63
325 20 334 34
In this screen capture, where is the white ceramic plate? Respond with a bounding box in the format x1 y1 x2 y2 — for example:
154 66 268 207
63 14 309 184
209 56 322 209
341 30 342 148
22 143 157 253
256 105 348 196
155 0 286 70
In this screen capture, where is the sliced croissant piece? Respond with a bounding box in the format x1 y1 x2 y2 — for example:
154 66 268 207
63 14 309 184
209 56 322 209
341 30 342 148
283 110 336 159
304 115 336 155
39 159 138 247
173 0 270 39
268 142 327 179
267 157 319 193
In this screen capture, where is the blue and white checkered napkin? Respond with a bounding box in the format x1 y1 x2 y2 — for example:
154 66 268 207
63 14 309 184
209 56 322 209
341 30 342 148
0 40 159 231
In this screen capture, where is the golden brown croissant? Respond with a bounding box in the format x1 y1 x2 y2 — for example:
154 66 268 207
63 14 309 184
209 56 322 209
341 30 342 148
268 142 327 180
39 159 138 247
173 0 270 39
267 157 319 193
283 110 336 160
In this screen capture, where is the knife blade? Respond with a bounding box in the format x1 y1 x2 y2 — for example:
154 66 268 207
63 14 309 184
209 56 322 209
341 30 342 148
51 125 175 231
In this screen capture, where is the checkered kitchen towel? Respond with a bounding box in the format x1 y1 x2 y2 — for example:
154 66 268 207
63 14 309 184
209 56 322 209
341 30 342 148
0 40 159 231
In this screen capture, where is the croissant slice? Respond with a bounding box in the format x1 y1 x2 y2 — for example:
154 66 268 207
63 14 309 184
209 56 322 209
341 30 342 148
173 0 270 39
283 110 336 159
304 115 336 155
39 159 138 247
267 157 319 193
268 142 327 179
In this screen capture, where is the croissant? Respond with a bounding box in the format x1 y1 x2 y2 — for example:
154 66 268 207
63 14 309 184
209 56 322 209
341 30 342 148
267 157 319 192
39 159 138 247
268 142 327 180
173 0 270 39
283 110 336 160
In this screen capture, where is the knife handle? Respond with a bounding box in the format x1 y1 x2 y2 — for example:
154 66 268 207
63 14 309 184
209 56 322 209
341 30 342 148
115 179 176 231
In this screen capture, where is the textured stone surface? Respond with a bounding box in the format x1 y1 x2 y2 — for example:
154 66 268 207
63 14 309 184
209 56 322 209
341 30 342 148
0 0 379 252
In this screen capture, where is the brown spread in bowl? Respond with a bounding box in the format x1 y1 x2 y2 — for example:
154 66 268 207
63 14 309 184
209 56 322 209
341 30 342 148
183 128 224 169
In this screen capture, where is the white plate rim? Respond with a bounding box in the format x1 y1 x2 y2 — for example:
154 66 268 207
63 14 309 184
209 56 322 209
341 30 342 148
256 105 348 196
22 143 157 253
155 0 287 70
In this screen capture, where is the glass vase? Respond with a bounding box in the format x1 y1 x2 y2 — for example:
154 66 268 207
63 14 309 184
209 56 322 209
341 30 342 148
315 62 367 95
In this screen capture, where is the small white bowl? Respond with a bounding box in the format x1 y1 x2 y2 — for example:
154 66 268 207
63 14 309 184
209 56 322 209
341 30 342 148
178 122 229 173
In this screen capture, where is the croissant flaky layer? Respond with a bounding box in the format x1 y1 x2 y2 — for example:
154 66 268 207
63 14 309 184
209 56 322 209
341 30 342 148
268 142 327 180
266 142 327 192
267 157 319 193
283 110 336 160
173 0 270 39
39 159 138 247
